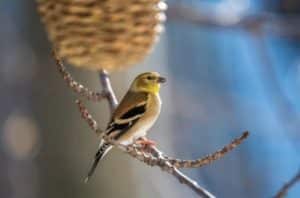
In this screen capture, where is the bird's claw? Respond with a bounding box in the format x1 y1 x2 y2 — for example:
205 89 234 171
135 137 156 149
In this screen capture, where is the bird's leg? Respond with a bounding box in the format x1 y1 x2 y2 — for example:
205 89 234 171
136 137 156 146
135 137 156 151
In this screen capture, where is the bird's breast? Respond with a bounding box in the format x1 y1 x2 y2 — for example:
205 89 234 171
118 94 161 145
146 93 161 119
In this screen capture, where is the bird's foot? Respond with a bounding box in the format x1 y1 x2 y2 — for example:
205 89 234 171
135 137 156 149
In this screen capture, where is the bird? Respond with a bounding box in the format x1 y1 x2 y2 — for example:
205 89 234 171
85 72 166 182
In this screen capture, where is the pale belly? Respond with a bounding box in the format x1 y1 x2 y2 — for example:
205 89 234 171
118 94 161 145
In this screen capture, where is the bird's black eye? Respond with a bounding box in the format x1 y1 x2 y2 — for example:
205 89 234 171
147 76 154 80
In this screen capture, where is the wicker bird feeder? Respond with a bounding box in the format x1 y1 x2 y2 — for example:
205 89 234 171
37 0 166 71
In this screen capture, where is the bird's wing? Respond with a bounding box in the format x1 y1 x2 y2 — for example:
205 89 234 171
112 91 148 118
105 91 148 139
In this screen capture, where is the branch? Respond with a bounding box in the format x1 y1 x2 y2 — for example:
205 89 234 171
139 145 216 197
161 131 249 169
98 70 118 112
274 169 300 198
52 50 107 102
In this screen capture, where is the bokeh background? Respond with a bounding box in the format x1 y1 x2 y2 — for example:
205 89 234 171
0 0 300 197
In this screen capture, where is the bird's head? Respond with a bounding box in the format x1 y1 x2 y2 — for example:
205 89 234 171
131 72 166 94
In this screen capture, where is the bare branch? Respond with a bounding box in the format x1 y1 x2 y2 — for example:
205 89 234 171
99 70 118 112
274 170 300 198
168 162 215 198
162 131 249 169
137 145 216 197
52 50 107 101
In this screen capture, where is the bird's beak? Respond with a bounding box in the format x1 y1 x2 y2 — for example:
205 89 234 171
157 76 166 83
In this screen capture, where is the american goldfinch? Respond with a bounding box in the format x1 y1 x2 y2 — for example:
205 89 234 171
85 72 166 182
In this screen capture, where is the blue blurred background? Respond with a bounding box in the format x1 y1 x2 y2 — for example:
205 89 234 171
0 0 299 197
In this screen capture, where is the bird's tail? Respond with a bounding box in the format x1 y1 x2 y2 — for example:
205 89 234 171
84 141 113 183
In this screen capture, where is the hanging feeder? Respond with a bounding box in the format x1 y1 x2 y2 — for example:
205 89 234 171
37 0 167 71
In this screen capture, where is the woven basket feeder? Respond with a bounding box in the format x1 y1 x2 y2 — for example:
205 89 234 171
37 0 167 71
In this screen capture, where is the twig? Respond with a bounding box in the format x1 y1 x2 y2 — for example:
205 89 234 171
274 170 300 198
161 131 249 168
166 162 215 198
52 50 107 101
141 145 215 197
99 70 118 112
